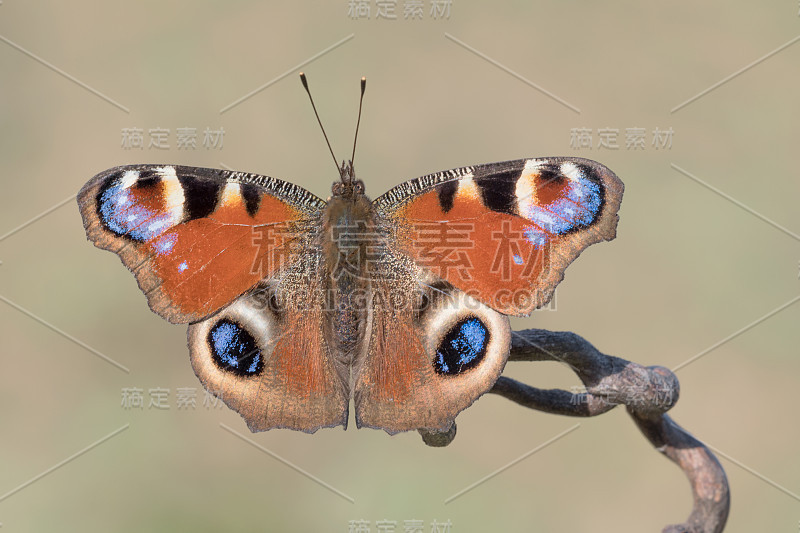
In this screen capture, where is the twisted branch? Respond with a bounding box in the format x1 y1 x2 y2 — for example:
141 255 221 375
420 328 730 533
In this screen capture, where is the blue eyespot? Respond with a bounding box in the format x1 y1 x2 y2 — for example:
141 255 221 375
97 173 179 242
434 317 490 375
522 171 603 248
208 320 263 376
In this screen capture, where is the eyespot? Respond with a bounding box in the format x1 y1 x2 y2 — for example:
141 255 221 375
207 319 263 376
434 317 490 375
96 169 183 241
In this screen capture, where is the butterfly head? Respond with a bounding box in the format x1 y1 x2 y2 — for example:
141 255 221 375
333 160 366 198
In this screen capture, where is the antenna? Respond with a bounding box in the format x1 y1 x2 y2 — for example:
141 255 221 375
351 77 366 166
299 72 339 172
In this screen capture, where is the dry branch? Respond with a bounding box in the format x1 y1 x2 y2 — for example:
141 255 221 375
420 327 730 533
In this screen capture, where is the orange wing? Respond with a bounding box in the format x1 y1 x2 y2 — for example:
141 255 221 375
353 268 511 433
373 157 623 316
78 165 325 323
187 275 350 433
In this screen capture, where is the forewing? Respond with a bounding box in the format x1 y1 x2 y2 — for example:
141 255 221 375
78 164 325 323
373 157 623 316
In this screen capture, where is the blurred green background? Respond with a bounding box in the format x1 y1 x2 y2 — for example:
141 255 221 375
1 1 798 531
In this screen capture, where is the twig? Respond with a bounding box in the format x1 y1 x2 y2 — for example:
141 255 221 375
420 327 730 533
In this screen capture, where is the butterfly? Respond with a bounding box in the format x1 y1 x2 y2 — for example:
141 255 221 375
78 76 623 435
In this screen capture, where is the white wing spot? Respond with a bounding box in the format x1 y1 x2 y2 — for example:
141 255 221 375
155 166 178 180
120 170 139 189
456 174 479 200
560 161 583 182
220 182 242 207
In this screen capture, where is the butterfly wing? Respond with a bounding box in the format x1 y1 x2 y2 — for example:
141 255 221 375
79 165 349 431
78 164 325 324
354 157 623 433
353 260 511 433
373 157 624 316
187 269 350 433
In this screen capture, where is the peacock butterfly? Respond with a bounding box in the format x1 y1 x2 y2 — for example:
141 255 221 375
78 75 623 434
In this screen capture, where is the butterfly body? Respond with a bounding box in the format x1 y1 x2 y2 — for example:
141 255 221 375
79 156 623 435
319 167 375 363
